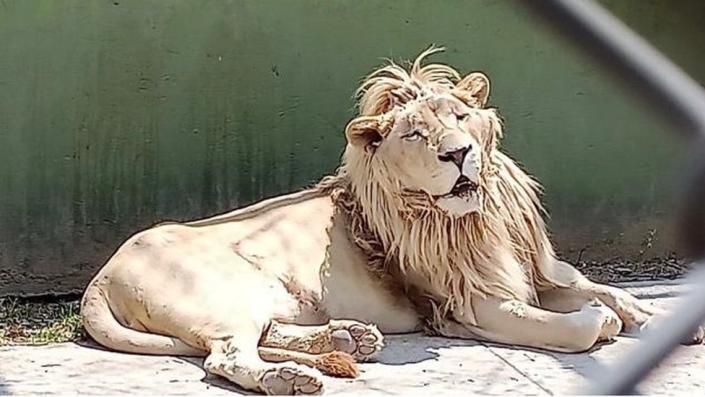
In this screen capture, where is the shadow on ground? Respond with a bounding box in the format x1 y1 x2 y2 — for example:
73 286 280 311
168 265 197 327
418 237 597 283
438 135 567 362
77 339 254 394
376 332 481 365
0 375 11 395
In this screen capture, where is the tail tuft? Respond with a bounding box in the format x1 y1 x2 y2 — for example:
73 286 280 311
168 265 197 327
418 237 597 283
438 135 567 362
315 351 359 378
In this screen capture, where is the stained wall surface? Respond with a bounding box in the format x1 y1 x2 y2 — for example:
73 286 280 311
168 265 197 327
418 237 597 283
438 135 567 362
1 0 704 295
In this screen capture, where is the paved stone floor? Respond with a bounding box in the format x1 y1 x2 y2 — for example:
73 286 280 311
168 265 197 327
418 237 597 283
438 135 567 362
1 280 704 395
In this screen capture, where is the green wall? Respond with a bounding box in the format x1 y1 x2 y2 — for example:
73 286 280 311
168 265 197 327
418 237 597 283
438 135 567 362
1 0 704 295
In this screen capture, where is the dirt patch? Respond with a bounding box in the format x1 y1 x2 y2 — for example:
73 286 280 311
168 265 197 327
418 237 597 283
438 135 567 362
575 258 693 284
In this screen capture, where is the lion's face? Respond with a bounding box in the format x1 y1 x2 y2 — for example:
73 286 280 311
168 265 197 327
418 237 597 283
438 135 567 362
345 66 499 217
379 95 489 216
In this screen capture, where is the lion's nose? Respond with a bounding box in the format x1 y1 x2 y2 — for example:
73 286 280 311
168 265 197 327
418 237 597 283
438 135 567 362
438 145 470 169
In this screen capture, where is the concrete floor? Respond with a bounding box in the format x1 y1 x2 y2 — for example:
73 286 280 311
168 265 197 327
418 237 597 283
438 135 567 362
1 281 704 395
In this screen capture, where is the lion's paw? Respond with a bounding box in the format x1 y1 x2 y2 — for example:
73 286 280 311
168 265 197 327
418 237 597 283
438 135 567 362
635 315 705 345
328 320 384 362
584 301 622 342
685 325 705 345
615 297 655 335
260 363 323 395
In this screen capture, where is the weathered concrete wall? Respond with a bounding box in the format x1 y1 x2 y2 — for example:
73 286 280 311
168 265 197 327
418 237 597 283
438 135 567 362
1 0 704 295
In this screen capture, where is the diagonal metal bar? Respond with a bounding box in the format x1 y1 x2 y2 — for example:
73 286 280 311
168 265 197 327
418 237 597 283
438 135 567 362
519 0 705 137
518 0 705 394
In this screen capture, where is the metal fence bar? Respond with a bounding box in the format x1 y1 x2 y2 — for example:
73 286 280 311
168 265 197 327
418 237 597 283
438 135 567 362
519 0 705 138
518 0 705 394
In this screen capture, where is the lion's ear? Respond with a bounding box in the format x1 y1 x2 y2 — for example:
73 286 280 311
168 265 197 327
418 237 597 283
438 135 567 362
345 116 384 151
455 72 490 108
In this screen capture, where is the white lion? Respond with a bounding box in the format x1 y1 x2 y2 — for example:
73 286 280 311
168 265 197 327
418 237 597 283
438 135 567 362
80 47 700 395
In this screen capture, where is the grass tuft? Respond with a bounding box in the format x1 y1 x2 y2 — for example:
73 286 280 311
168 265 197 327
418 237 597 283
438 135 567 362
0 297 86 346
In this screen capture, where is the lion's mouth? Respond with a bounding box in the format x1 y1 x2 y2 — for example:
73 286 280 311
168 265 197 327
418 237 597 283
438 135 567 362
439 175 479 198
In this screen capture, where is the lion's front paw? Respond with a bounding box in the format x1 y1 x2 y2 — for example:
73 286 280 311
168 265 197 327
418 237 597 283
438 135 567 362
636 316 705 345
585 301 622 342
260 363 324 395
617 295 704 345
687 326 705 345
618 298 655 335
328 320 384 362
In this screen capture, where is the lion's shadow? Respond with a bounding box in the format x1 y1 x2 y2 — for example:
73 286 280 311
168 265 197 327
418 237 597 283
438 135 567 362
375 332 621 382
376 333 478 365
75 330 626 394
76 339 254 394
378 334 616 365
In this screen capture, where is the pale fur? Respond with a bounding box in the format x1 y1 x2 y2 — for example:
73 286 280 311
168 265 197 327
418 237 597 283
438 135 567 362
80 47 687 396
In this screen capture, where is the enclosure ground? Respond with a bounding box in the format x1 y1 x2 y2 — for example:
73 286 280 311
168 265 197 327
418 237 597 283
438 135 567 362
1 279 704 395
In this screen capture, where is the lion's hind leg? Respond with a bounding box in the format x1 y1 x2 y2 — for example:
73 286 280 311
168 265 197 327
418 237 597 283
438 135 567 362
261 319 384 362
204 334 324 395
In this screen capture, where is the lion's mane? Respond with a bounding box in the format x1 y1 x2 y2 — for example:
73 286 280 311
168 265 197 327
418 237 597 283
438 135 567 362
318 48 559 327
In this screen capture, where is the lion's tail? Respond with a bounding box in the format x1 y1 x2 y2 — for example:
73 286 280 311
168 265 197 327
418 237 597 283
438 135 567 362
80 282 205 357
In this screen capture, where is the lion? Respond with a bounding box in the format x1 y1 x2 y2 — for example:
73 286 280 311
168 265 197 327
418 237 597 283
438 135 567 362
80 47 702 395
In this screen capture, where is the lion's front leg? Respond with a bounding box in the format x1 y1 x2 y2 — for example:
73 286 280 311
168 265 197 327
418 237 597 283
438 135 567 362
543 260 704 344
436 295 621 353
543 260 653 330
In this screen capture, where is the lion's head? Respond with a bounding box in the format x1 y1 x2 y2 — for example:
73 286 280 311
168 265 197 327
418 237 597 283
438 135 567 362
343 47 501 218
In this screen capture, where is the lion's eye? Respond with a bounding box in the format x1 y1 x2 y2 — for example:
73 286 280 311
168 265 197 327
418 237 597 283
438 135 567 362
456 114 470 122
404 129 424 141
